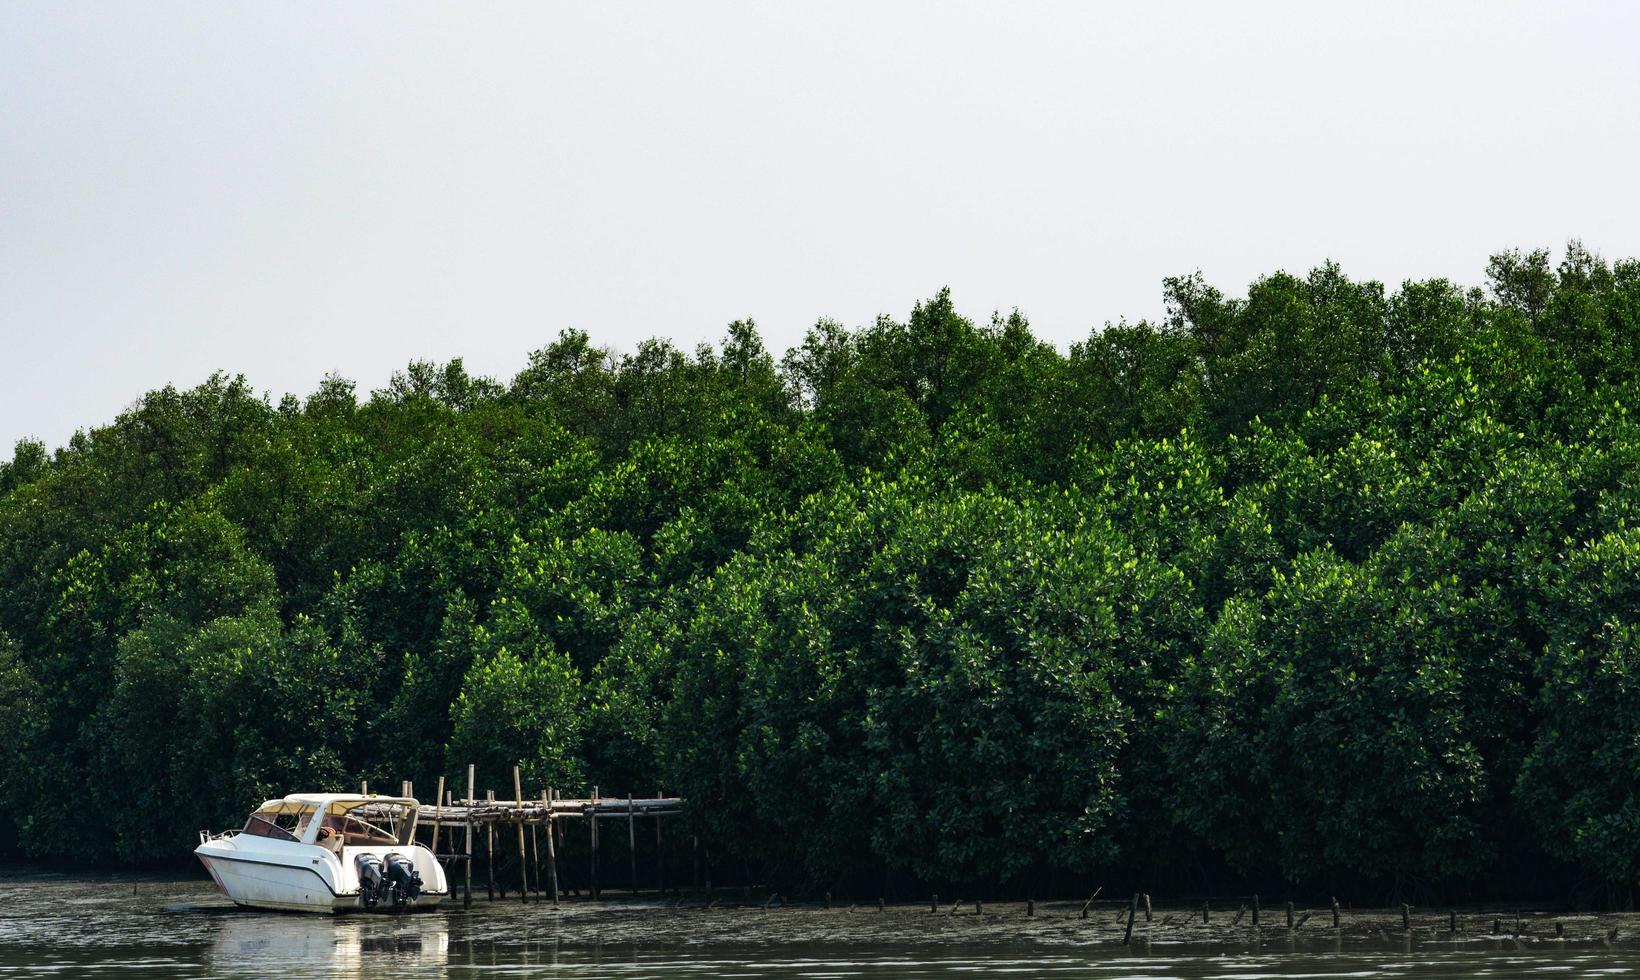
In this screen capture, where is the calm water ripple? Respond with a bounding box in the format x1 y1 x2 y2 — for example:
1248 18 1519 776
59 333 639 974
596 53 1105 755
2 871 1636 979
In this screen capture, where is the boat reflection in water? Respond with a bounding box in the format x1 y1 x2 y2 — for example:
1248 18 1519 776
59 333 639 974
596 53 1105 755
208 911 449 977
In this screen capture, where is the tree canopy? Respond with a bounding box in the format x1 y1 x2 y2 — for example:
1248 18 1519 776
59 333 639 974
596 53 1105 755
3 244 1639 902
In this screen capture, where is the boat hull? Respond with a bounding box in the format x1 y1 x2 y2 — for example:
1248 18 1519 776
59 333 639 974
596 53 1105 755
196 839 447 913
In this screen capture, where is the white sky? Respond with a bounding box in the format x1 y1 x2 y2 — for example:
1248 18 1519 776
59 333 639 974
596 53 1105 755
3 1 1638 453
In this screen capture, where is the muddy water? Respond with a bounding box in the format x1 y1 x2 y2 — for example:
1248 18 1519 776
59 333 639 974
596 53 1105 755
2 870 1637 978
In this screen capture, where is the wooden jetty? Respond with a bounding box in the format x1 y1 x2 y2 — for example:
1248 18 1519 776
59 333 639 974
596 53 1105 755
379 766 685 908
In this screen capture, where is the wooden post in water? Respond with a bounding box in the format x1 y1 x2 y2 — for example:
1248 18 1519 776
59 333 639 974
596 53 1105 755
463 765 475 909
1401 904 1411 930
1252 894 1259 927
512 767 529 904
1080 887 1102 919
544 789 559 905
1286 901 1295 929
655 788 665 893
692 835 700 892
590 786 601 900
430 776 445 854
486 789 497 900
1123 894 1138 944
529 822 540 896
1144 893 1152 922
1449 910 1457 933
930 894 938 914
1331 897 1340 929
1026 898 1035 917
627 794 637 894
1202 901 1210 924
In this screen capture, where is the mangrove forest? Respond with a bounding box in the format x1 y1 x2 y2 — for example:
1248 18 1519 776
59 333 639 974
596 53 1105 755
3 244 1639 904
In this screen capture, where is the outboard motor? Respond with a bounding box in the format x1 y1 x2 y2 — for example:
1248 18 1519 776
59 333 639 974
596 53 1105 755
355 853 387 909
384 852 422 908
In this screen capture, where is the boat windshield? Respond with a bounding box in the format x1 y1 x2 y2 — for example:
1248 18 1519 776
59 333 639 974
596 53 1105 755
322 799 416 846
240 800 318 843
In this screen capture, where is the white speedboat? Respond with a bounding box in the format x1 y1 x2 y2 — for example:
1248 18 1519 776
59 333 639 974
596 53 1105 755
195 794 449 913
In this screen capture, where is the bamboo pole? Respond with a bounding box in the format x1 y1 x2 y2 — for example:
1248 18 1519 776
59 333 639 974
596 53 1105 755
590 786 600 900
463 765 474 908
544 789 559 905
486 789 496 900
529 822 540 896
655 787 665 893
627 794 637 894
513 767 529 904
430 775 445 854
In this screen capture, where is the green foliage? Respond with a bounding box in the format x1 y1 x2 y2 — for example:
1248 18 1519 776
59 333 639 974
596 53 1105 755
3 247 1640 899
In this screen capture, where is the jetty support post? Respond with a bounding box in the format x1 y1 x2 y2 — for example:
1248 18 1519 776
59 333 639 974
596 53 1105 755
430 775 445 854
654 789 666 893
486 789 497 900
463 764 475 909
590 786 601 900
544 789 560 905
512 767 529 903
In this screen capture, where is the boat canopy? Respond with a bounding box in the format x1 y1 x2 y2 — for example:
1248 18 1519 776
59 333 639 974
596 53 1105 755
240 795 420 847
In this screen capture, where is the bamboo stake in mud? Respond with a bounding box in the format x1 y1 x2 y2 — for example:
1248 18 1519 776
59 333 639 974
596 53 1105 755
513 767 529 903
1232 906 1246 927
590 786 601 900
430 775 445 854
529 822 540 896
655 788 665 893
544 790 560 905
1080 887 1102 919
486 789 497 900
463 765 475 909
628 794 637 894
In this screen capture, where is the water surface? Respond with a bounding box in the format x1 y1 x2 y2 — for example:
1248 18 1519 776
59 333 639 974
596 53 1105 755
2 871 1634 978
